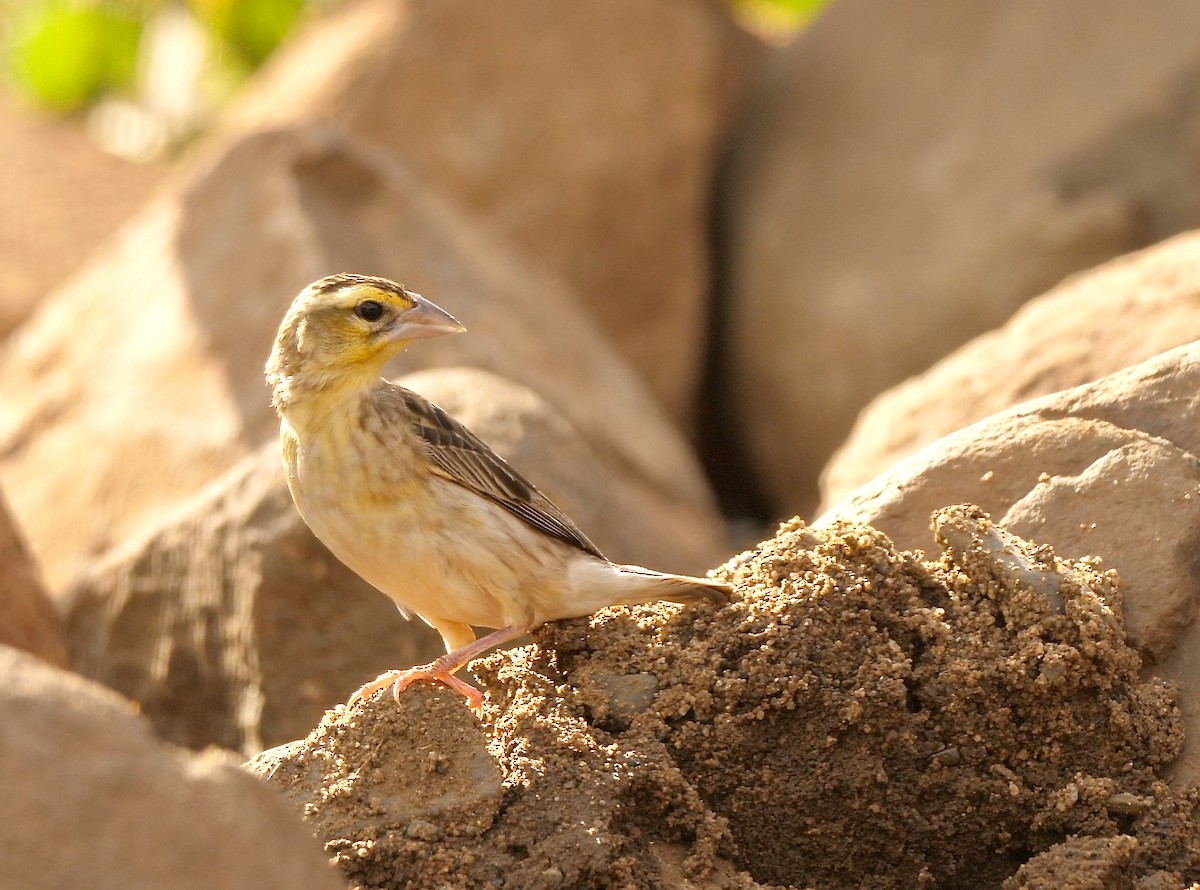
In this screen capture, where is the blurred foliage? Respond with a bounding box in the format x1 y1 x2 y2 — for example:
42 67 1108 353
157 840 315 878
744 0 830 17
190 0 306 67
4 0 312 112
732 0 830 36
6 2 144 111
3 0 832 117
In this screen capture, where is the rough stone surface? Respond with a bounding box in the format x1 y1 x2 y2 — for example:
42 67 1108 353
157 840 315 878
1003 835 1139 890
225 0 760 421
818 342 1200 789
0 90 165 340
0 645 345 890
823 231 1200 508
0 125 725 590
0 484 67 667
1003 443 1200 664
248 687 506 857
255 511 1199 889
722 0 1200 515
63 442 444 756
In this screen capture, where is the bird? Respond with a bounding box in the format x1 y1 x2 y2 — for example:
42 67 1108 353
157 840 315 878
265 273 731 714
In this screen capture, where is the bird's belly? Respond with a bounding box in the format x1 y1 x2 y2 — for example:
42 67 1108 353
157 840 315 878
293 472 561 631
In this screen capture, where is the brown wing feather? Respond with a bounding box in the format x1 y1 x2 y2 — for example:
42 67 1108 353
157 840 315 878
379 385 606 560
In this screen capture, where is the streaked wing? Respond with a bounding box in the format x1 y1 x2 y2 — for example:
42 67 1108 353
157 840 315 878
380 385 605 559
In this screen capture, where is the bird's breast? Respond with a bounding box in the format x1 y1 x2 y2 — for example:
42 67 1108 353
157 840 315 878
284 419 424 535
277 410 577 632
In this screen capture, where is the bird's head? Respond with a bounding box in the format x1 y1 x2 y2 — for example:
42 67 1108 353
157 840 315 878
266 274 465 408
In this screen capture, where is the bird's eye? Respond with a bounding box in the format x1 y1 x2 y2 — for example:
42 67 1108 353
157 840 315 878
355 300 385 322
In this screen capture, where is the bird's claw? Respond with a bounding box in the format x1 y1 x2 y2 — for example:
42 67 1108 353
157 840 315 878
347 666 485 717
346 669 406 709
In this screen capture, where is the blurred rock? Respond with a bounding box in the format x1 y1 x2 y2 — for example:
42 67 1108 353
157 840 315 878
721 0 1200 515
0 645 343 890
0 125 726 590
817 342 1200 787
63 442 444 755
225 0 761 420
0 91 165 340
0 484 67 667
823 231 1200 508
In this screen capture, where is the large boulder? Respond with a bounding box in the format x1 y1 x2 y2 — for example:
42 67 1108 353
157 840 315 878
0 484 67 667
818 342 1200 787
224 0 761 420
823 231 1200 508
721 0 1200 515
0 645 344 890
0 125 726 591
0 90 164 340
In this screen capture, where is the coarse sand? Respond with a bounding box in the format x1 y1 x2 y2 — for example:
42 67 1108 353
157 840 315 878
249 506 1200 889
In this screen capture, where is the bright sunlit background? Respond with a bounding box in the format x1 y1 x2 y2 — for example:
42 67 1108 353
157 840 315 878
1 0 829 161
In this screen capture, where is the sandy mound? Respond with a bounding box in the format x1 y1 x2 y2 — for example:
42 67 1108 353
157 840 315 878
250 507 1197 889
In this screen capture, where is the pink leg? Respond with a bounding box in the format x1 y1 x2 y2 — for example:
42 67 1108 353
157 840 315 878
347 625 526 716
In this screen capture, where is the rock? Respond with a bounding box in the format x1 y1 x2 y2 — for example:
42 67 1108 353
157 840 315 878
815 347 1200 657
1003 444 1200 662
0 484 67 667
63 442 444 755
0 124 726 590
818 342 1200 788
1003 835 1138 890
932 506 1073 617
247 685 506 862
823 231 1200 508
722 0 1200 515
224 0 761 420
0 645 343 890
586 671 661 728
0 91 165 340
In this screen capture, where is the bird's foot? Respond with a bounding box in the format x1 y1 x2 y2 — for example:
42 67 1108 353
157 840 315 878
391 666 485 715
346 626 525 716
347 666 485 716
346 670 406 708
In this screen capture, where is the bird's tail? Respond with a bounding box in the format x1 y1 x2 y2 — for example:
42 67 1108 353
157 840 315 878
564 559 732 618
610 565 732 607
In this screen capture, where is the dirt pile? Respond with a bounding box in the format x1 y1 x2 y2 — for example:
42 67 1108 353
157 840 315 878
251 507 1197 889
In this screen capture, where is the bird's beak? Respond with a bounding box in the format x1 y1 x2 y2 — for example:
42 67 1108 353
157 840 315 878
389 293 466 342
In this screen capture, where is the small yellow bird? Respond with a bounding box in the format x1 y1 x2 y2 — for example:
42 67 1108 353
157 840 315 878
266 274 730 713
